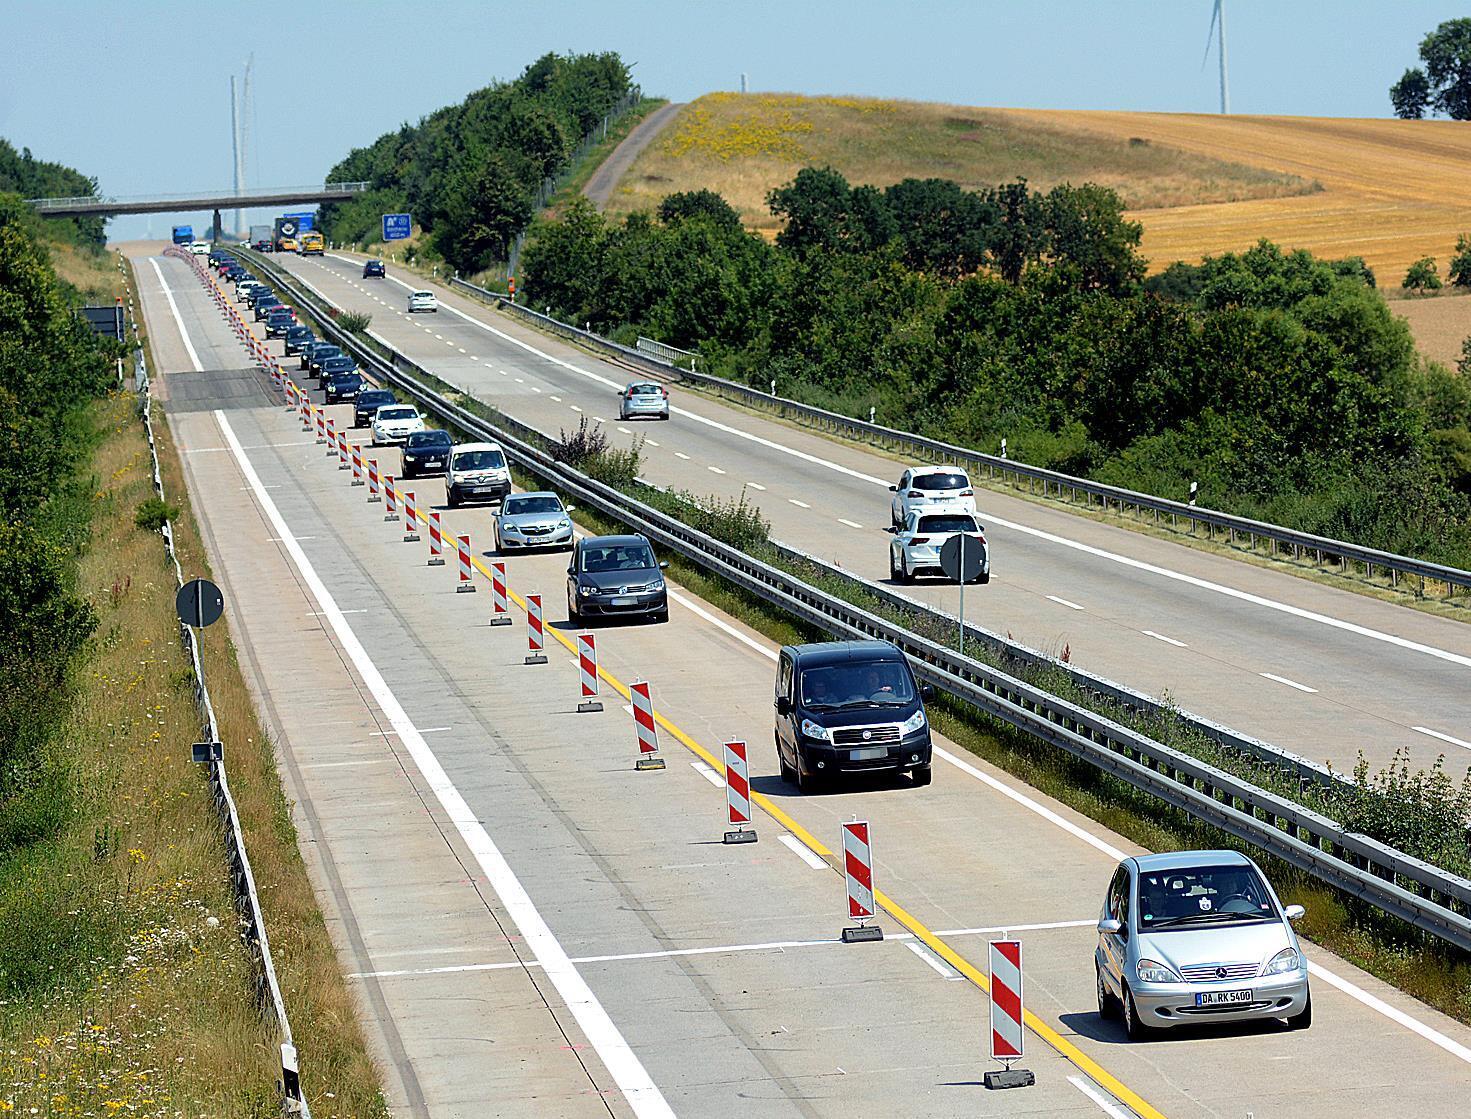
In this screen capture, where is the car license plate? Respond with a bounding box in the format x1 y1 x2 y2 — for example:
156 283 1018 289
1195 989 1253 1007
424 459 442 468
849 747 887 761
473 485 495 494
610 596 637 606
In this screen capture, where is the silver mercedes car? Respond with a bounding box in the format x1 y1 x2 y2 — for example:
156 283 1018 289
494 491 574 551
1095 850 1310 1038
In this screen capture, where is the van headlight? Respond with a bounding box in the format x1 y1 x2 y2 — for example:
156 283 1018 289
900 709 926 736
1264 948 1301 975
799 718 830 742
1136 959 1178 984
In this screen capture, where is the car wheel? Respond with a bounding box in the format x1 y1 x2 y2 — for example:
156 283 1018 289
1096 964 1118 1021
1123 986 1152 1041
649 608 669 624
567 593 581 625
898 557 914 584
911 764 932 787
795 760 819 794
446 488 459 508
889 551 900 582
1286 989 1312 1031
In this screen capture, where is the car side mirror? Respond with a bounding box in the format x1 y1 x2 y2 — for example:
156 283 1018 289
567 565 576 576
920 683 934 700
659 561 669 569
564 505 575 513
1283 904 1305 922
775 696 791 716
888 484 898 492
885 526 897 534
1097 918 1124 937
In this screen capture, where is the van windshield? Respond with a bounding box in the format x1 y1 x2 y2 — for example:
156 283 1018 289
452 449 504 471
800 662 915 709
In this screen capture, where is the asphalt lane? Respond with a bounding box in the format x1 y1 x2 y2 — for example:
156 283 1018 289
143 250 1471 1117
272 251 1471 776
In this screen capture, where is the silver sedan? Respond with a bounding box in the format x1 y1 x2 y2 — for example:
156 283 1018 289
494 492 574 551
1096 850 1310 1038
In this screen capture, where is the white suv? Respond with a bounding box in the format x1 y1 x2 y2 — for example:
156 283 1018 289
888 510 988 584
370 404 426 446
408 290 437 313
889 466 977 526
445 441 511 507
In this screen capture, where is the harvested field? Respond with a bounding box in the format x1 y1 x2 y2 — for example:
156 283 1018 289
1392 290 1471 368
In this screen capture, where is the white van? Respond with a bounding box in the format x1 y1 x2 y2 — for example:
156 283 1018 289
408 290 438 313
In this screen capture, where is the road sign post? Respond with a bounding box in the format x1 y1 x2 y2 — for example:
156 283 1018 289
940 534 984 657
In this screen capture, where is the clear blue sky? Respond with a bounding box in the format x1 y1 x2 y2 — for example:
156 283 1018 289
2 1 1463 240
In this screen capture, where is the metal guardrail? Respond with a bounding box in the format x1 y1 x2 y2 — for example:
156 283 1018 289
447 277 1471 601
141 251 310 1116
253 250 1471 955
637 335 700 370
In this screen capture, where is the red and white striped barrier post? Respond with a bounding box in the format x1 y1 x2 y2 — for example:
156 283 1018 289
367 458 381 503
629 680 665 771
281 368 292 408
489 561 511 625
455 534 476 593
299 393 311 428
402 491 420 542
383 475 399 522
350 443 365 486
323 417 336 456
723 740 756 842
841 820 882 943
336 429 350 470
315 408 327 444
984 940 1033 1090
576 632 602 712
524 594 548 664
426 511 446 565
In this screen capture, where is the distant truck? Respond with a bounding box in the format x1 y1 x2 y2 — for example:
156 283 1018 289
273 216 301 252
171 225 194 245
298 230 325 255
249 224 273 250
283 210 315 232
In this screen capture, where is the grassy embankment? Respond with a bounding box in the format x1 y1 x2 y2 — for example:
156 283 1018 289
0 254 387 1117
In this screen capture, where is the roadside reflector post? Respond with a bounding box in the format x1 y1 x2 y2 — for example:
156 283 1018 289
629 680 665 770
525 593 548 664
723 739 756 841
455 534 476 592
489 561 512 625
576 632 602 712
350 443 365 486
426 511 446 565
402 492 420 541
841 820 882 943
367 458 381 502
383 475 399 521
984 940 1034 1090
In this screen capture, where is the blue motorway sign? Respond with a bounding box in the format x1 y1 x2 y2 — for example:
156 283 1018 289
382 213 412 241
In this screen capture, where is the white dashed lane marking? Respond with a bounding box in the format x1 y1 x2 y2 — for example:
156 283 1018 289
778 834 828 870
838 518 862 529
691 761 724 788
708 466 726 474
1141 630 1187 648
789 499 810 508
1414 726 1471 752
1259 672 1317 694
746 482 765 491
1046 595 1084 611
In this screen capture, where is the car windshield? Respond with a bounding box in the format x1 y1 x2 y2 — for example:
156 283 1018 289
407 431 450 449
287 328 311 338
916 514 979 534
314 348 342 362
913 473 970 491
1136 864 1277 930
580 543 655 573
504 496 562 516
800 661 915 709
412 292 432 300
452 449 504 471
378 407 418 422
330 372 361 384
359 392 393 407
628 383 661 396
323 359 354 373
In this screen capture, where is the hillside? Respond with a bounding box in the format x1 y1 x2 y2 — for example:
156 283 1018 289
603 94 1471 285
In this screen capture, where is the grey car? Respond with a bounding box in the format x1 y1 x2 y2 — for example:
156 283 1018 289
618 381 670 420
566 533 668 624
495 492 574 552
1096 850 1310 1039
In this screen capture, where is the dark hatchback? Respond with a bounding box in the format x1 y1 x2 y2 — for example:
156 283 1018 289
401 429 452 477
774 640 933 792
353 388 397 427
253 296 283 321
566 534 668 625
324 370 364 403
363 259 385 278
310 346 345 376
300 341 335 370
283 326 314 355
264 310 296 338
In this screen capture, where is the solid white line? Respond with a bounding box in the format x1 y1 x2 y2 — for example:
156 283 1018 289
148 259 202 371
1260 672 1318 694
1413 726 1471 751
788 499 810 509
1306 961 1471 1065
216 410 674 1117
1069 1075 1132 1119
778 833 829 869
691 761 724 788
1141 630 1187 648
668 590 773 661
838 518 863 529
1047 595 1085 611
905 941 963 980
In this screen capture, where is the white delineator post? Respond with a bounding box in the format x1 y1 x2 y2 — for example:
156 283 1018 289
490 561 512 625
576 633 602 712
456 534 476 593
723 740 756 843
983 939 1034 1091
629 680 665 771
383 475 399 521
426 511 446 565
525 593 547 664
367 459 381 503
841 820 882 943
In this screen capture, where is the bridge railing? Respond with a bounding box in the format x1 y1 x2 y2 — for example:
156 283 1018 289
27 183 370 211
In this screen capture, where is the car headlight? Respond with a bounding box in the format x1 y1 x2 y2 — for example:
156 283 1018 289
648 577 665 591
1136 959 1178 984
1264 948 1301 975
557 518 571 528
799 718 830 742
578 584 595 597
900 709 926 735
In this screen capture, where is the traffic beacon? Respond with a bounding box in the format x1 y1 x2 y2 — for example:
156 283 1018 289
983 939 1035 1090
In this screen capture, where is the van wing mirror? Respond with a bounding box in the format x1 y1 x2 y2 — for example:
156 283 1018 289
920 683 934 700
775 696 791 716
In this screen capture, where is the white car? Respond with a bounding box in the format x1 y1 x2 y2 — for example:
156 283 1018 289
237 281 265 303
189 240 210 256
889 466 977 526
888 510 988 584
407 290 438 313
446 441 511 507
370 404 426 446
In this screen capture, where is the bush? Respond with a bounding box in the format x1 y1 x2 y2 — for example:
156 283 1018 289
556 416 643 486
133 496 177 532
1405 256 1443 293
336 309 372 333
674 488 772 552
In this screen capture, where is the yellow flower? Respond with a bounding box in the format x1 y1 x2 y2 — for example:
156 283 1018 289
127 848 147 864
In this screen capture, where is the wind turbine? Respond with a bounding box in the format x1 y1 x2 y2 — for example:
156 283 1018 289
1203 0 1230 114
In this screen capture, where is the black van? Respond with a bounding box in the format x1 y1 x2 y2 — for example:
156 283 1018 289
774 640 933 791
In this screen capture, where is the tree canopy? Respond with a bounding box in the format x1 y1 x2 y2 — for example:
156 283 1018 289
1390 19 1471 119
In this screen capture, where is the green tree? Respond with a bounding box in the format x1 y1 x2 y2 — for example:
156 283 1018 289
1393 19 1471 119
987 179 1044 284
1040 183 1145 293
521 197 610 318
657 189 742 231
1449 234 1471 288
884 177 994 277
438 153 534 271
1390 68 1432 119
1404 257 1443 293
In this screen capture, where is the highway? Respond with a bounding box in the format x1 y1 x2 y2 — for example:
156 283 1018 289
128 248 1471 1116
268 250 1471 778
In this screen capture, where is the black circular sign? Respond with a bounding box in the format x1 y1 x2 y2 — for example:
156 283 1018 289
176 578 224 628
